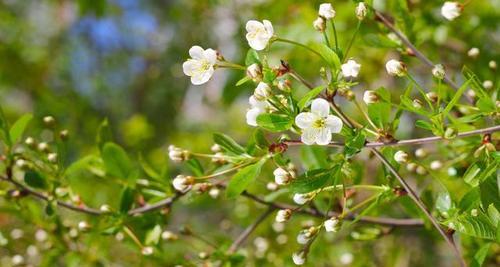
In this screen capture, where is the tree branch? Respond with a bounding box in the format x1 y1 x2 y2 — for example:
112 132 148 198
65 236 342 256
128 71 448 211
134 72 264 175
227 207 275 254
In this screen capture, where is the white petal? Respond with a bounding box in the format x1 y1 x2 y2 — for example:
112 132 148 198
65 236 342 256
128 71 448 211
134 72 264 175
301 127 318 145
246 108 262 126
203 48 217 64
325 115 343 133
249 96 267 109
190 67 214 85
315 128 332 145
246 20 264 32
311 98 330 117
295 112 315 129
247 36 267 51
182 60 198 76
263 20 274 36
188 46 204 60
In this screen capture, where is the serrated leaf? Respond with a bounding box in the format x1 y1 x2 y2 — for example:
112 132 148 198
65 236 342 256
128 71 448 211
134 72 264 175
226 159 266 198
470 243 491 267
252 128 268 149
102 142 133 180
9 114 33 144
464 162 498 187
256 113 293 132
213 133 247 155
450 212 496 240
297 86 324 110
310 43 341 70
24 170 47 189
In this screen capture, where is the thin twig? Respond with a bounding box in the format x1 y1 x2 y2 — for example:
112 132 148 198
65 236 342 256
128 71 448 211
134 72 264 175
227 207 275 254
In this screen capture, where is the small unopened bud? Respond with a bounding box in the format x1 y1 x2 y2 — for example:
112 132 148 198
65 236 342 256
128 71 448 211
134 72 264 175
208 187 220 198
277 79 291 92
344 90 355 101
416 165 427 175
273 167 292 185
297 227 317 244
43 116 55 127
168 145 189 162
355 2 367 20
47 153 58 163
415 148 427 158
470 209 478 217
324 217 341 232
430 160 443 170
59 130 69 140
37 142 49 153
55 187 68 197
254 82 271 101
100 204 112 212
482 80 493 90
275 209 292 223
488 60 497 69
432 64 446 79
426 92 438 103
15 159 27 169
313 17 326 32
198 251 209 260
211 152 227 164
467 47 479 58
193 182 211 193
293 193 311 205
25 137 36 147
11 254 24 266
141 246 154 255
266 182 278 191
363 90 379 104
292 252 306 265
246 63 262 82
412 99 423 109
161 230 178 241
466 89 476 99
406 162 418 172
444 127 458 139
394 150 409 163
78 221 91 232
447 167 457 176
210 144 221 153
172 175 194 192
385 59 407 76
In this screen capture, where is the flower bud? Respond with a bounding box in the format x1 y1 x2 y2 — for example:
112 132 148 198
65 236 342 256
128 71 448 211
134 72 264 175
489 60 497 69
172 175 194 192
432 64 445 79
246 63 262 82
273 167 292 185
59 130 69 140
324 217 341 232
141 246 154 255
77 221 91 232
208 187 220 198
11 254 24 266
363 90 379 104
313 17 326 32
414 148 427 158
25 137 36 147
356 2 367 20
444 127 458 139
293 193 311 205
430 160 443 170
253 82 271 101
482 80 493 90
15 159 27 169
412 99 423 109
168 145 189 162
292 252 306 265
47 153 58 163
385 59 407 76
161 230 178 241
55 187 68 197
275 209 292 223
394 150 409 163
37 142 49 153
318 3 335 20
100 204 112 212
43 116 55 127
198 251 209 260
210 144 221 153
447 167 457 176
467 47 479 58
470 209 478 217
406 162 418 172
266 182 278 191
426 92 438 103
416 165 427 175
211 152 227 164
441 2 462 21
296 228 314 244
277 79 291 92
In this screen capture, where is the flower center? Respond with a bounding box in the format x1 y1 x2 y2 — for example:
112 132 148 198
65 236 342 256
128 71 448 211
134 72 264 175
199 60 211 72
313 118 325 129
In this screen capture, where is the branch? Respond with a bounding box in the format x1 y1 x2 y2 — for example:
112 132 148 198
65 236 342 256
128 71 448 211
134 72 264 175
227 207 274 254
284 125 500 147
373 10 473 103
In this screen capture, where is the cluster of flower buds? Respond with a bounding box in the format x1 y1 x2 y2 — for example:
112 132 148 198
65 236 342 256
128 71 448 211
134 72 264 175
168 145 190 162
355 2 367 20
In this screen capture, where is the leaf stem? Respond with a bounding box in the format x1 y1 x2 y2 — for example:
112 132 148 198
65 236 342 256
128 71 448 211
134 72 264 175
330 20 339 51
274 38 322 58
343 20 361 61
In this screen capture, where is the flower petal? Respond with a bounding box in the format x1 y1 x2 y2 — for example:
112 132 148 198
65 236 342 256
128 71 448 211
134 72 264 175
249 95 267 109
315 128 332 145
182 60 199 76
325 115 343 133
263 20 274 36
247 35 267 51
301 127 318 145
189 46 204 60
191 67 214 85
246 108 262 126
311 98 330 117
295 112 315 129
246 20 263 32
203 48 217 64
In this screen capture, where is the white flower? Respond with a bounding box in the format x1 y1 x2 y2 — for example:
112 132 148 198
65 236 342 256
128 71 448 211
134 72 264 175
246 95 269 126
254 82 271 100
273 167 292 185
292 252 306 265
172 175 194 192
296 230 311 244
245 20 274 51
363 90 379 104
426 92 438 103
471 209 478 217
15 159 26 168
246 63 262 81
324 217 340 232
275 209 292 222
313 17 326 32
168 145 188 162
394 150 409 163
293 193 310 205
467 47 479 58
182 46 217 85
483 80 493 89
341 59 361 78
447 167 457 176
319 3 335 20
430 160 443 170
441 2 462 21
432 64 445 79
295 98 343 145
385 59 406 76
356 2 367 20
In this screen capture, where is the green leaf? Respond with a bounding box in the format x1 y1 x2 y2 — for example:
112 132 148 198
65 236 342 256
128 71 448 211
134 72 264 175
24 170 47 189
476 97 496 113
487 204 499 226
226 159 266 198
297 86 324 110
463 162 498 187
185 158 204 177
102 142 133 180
310 43 341 70
235 76 251 86
245 49 260 66
9 114 33 144
252 128 269 149
368 87 392 128
344 130 366 158
458 188 480 211
0 106 11 145
300 145 329 169
256 113 293 132
436 192 453 213
119 187 134 213
213 133 247 155
415 120 433 131
442 79 471 117
97 119 113 151
139 154 160 180
450 212 496 240
363 34 400 48
470 243 491 267
145 225 162 246
289 165 341 194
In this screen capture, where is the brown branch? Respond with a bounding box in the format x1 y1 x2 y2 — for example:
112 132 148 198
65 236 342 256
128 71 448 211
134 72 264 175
227 207 274 254
284 125 500 147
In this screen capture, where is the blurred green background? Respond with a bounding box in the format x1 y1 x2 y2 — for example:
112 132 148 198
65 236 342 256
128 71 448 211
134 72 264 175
0 0 498 266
